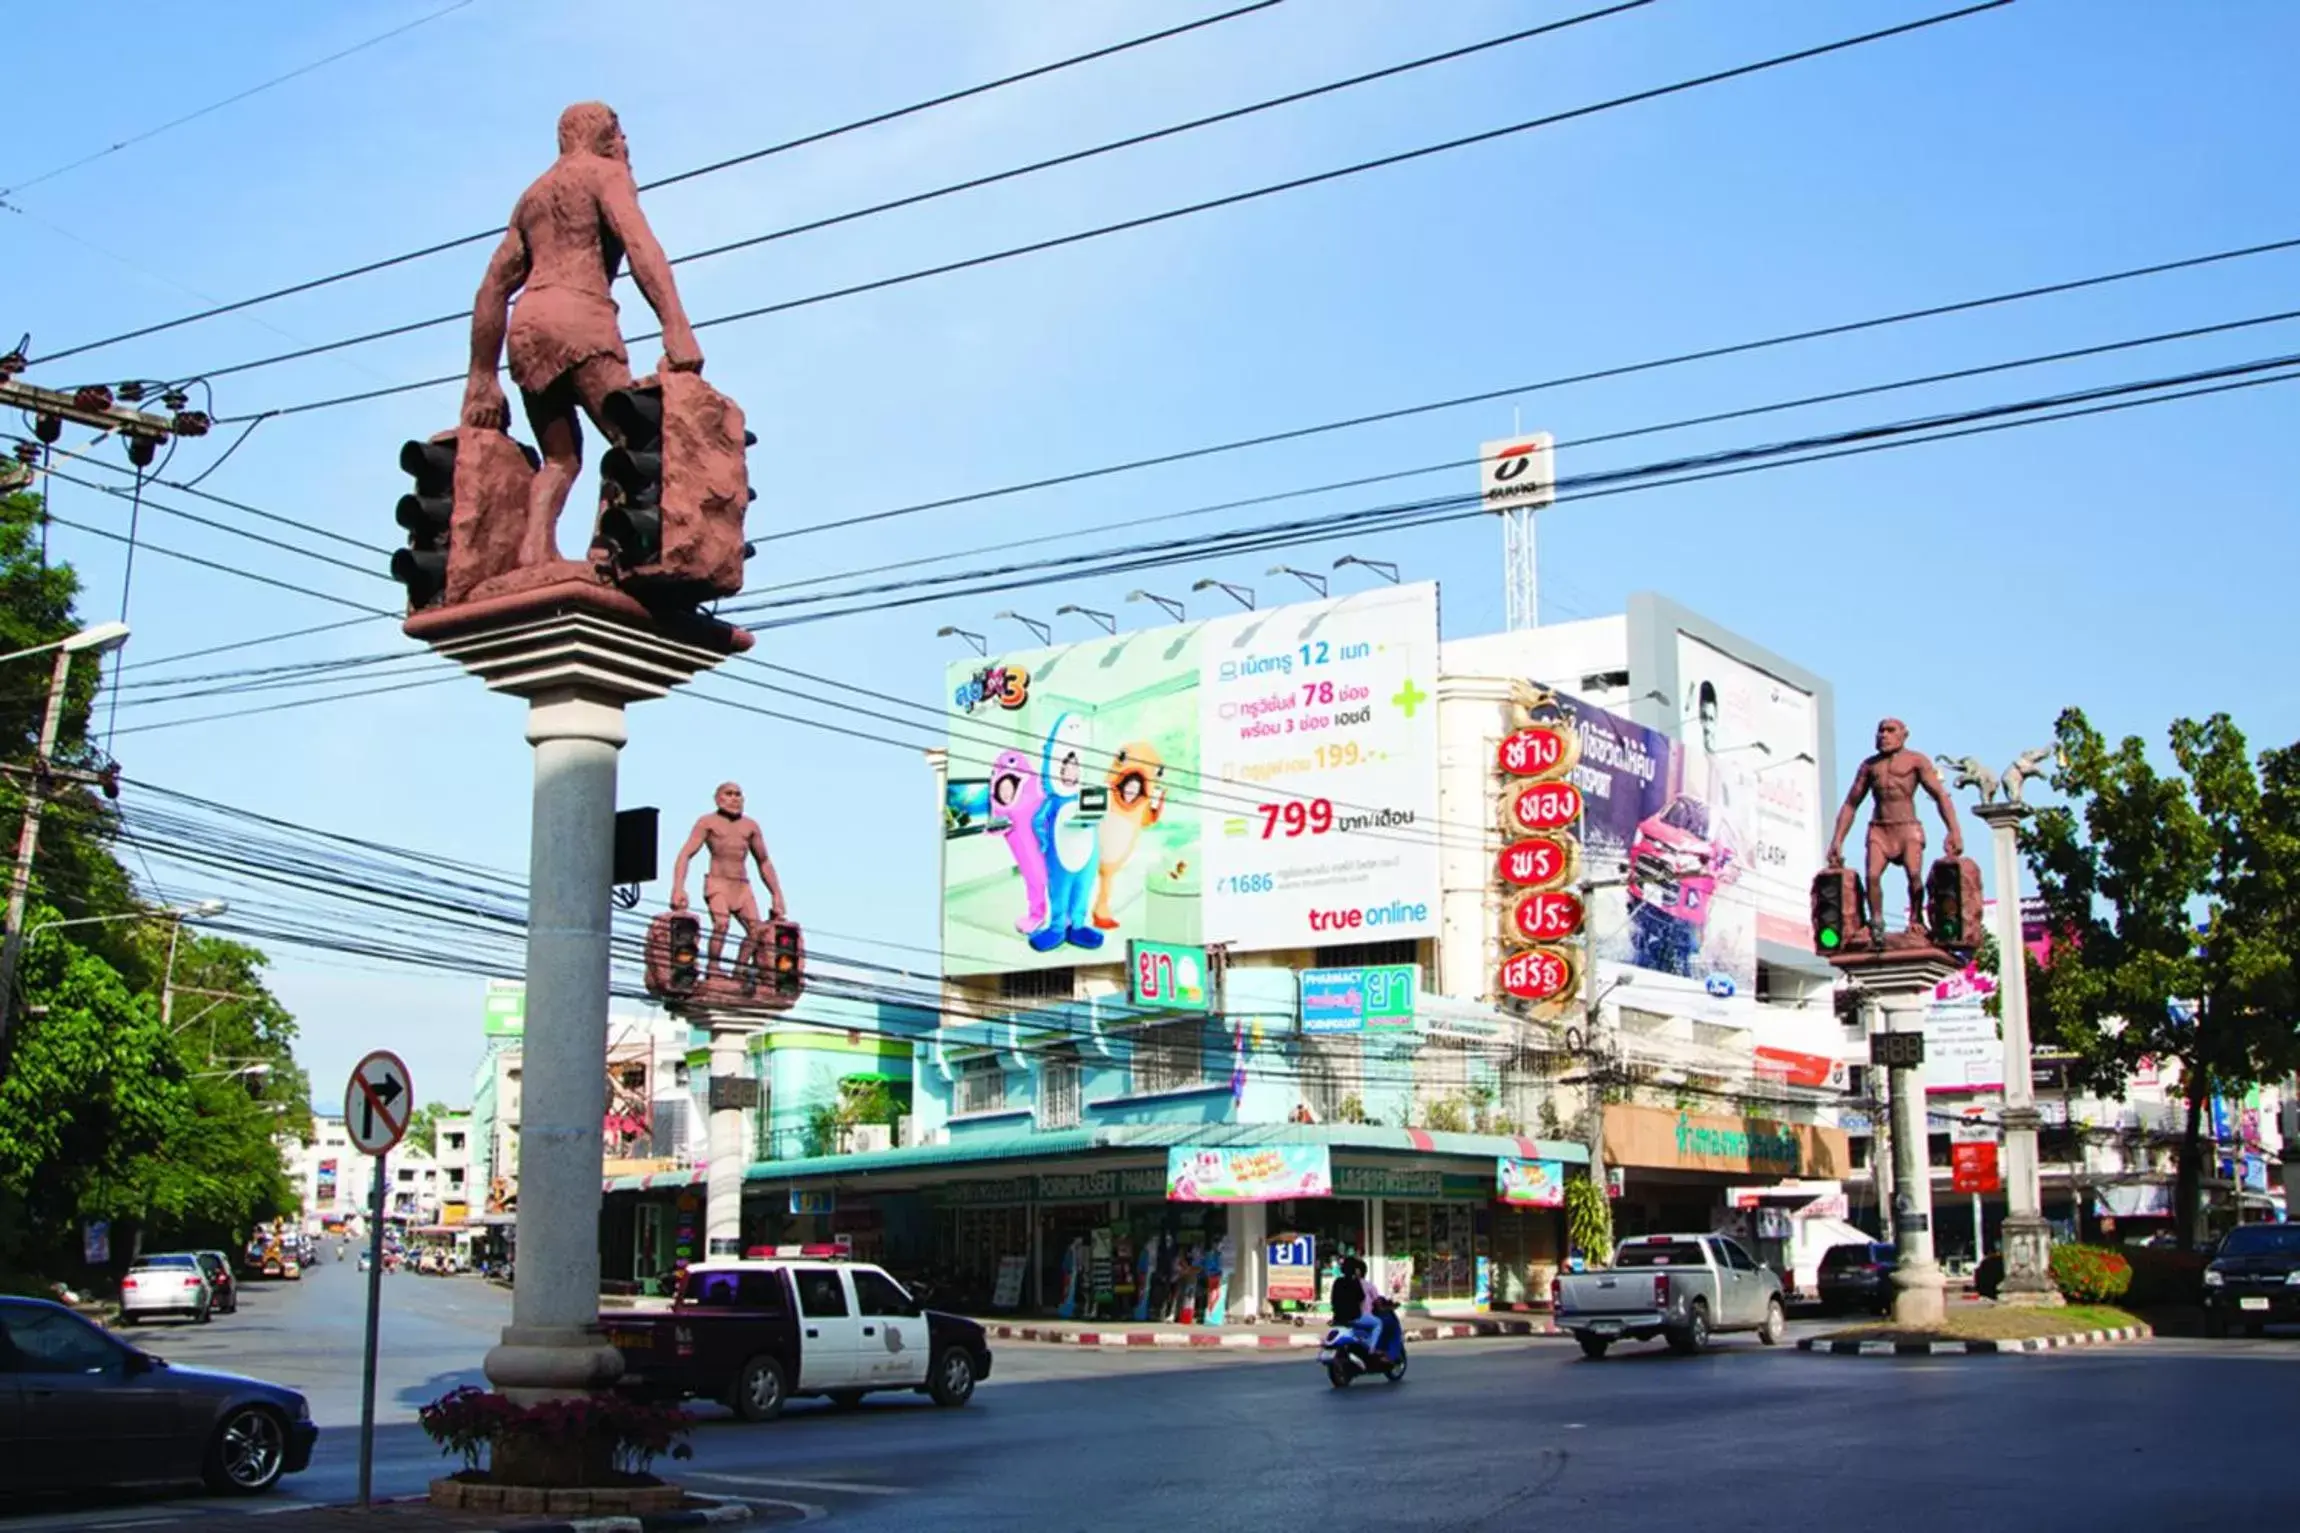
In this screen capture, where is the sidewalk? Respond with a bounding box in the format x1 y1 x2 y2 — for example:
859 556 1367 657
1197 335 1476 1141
972 1311 1561 1347
144 1495 785 1533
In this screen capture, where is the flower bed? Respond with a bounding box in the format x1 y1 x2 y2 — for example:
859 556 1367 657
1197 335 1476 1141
418 1385 693 1495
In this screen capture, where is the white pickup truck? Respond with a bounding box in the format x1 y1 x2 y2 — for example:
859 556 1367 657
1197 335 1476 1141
1551 1233 1787 1358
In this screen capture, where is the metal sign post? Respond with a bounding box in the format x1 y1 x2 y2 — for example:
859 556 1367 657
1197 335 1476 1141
344 1048 412 1509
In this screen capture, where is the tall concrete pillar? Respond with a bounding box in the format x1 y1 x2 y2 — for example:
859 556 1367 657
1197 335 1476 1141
706 1023 752 1258
486 687 627 1399
1975 803 2061 1305
1843 953 1960 1330
410 608 744 1403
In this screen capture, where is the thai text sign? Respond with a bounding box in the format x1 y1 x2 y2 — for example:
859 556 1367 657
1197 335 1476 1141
1602 1103 1850 1178
1300 964 1418 1033
1166 1144 1332 1203
1129 939 1210 1012
1268 1233 1318 1303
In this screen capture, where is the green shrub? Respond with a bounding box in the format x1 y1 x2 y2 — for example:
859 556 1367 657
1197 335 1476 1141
2120 1246 2208 1307
2048 1243 2133 1302
1565 1176 1613 1263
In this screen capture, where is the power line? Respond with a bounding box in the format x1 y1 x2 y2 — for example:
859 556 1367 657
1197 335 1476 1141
178 2 1653 388
114 615 394 673
32 458 399 584
768 235 2300 546
27 1 1285 367
0 0 478 200
212 2 2014 424
34 508 398 615
743 304 2300 603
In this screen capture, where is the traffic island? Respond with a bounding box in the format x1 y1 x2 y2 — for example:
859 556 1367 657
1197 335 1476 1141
143 1494 781 1533
1797 1303 2150 1356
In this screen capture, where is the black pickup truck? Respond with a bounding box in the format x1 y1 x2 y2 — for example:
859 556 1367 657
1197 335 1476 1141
2203 1224 2300 1337
604 1258 993 1421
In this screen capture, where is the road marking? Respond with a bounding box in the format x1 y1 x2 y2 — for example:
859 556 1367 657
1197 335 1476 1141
692 1472 907 1497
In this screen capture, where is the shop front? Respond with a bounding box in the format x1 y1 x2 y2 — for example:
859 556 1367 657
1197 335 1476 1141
1603 1104 1852 1242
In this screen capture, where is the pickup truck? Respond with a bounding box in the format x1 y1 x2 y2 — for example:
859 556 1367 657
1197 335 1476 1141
1551 1233 1787 1358
603 1257 992 1421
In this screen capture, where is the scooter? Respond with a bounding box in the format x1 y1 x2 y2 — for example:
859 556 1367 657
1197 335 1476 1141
1319 1303 1408 1388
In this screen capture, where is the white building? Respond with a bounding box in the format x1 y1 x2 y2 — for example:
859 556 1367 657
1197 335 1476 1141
287 1112 444 1231
434 1110 474 1223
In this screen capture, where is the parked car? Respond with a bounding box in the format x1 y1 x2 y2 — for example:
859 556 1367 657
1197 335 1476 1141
0 1296 315 1494
1816 1242 1898 1315
2203 1223 2300 1337
186 1251 240 1316
119 1254 214 1326
605 1258 992 1421
1552 1233 1787 1358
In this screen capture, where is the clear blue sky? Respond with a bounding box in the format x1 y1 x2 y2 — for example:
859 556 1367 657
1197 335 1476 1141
4 0 2293 1106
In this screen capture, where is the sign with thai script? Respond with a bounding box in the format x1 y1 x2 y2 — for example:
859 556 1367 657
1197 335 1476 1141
1496 1157 1566 1207
1300 964 1418 1033
1166 1144 1332 1203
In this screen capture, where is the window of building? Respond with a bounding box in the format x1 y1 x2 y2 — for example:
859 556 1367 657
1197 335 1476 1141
398 1168 416 1184
1040 1055 1081 1129
956 1057 1007 1115
1131 1020 1208 1096
1001 968 1074 1002
447 1169 466 1189
444 1132 464 1152
1316 939 1416 970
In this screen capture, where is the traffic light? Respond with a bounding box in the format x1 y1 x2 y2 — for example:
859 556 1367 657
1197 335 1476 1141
598 384 665 568
667 914 701 994
1926 856 1985 952
766 918 804 1002
1810 867 1866 956
391 436 457 608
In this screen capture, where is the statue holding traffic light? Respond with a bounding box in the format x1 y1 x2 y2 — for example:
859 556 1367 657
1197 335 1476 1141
394 102 752 619
1826 718 1964 938
672 782 787 983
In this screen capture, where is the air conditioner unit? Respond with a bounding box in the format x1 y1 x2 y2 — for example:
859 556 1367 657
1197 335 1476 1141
848 1124 893 1153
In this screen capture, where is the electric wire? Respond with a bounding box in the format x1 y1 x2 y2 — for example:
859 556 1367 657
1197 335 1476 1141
28 2 1287 366
210 2 2012 423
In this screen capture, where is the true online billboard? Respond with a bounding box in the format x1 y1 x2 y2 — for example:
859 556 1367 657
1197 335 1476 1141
941 583 1441 976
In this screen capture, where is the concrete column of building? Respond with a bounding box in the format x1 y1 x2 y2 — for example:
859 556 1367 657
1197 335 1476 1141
484 687 627 1400
1230 1201 1267 1321
1845 953 1960 1330
1975 803 2060 1305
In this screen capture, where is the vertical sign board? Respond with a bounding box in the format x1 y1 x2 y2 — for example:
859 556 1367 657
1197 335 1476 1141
342 1049 411 1510
1129 939 1211 1012
1496 710 1583 1005
482 977 526 1037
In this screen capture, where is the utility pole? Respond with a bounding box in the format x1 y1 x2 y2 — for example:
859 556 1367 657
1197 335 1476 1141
0 621 132 1043
1865 997 1895 1239
0 368 205 468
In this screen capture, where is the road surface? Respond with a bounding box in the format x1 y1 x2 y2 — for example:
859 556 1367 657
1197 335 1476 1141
5 1260 2295 1528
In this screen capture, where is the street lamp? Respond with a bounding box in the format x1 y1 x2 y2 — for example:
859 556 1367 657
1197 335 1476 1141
1267 565 1327 598
934 625 986 656
992 611 1051 646
1331 556 1399 586
1054 604 1115 634
0 621 135 1053
1190 578 1254 611
1126 590 1185 623
1758 751 1818 776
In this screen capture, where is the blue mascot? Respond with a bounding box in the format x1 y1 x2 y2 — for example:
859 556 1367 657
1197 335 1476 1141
1029 713 1104 952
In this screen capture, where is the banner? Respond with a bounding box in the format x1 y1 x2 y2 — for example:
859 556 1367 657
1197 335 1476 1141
1496 1157 1566 1207
1547 689 1753 1019
1166 1144 1332 1203
1672 635 1824 953
942 585 1440 975
316 1159 338 1208
483 977 525 1037
1922 954 2003 1093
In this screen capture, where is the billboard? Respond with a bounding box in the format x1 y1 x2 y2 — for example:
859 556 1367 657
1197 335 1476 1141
1921 915 2003 1093
1546 689 1754 1019
1672 634 1825 953
942 584 1440 975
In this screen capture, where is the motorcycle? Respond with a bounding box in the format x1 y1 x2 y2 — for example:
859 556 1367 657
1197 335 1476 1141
1319 1303 1408 1388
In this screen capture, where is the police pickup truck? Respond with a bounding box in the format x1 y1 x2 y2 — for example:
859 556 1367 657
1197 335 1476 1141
604 1257 992 1421
1551 1233 1787 1358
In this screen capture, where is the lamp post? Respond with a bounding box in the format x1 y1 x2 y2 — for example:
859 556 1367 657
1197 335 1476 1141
1190 578 1254 611
0 621 132 1046
1266 565 1327 598
1331 556 1399 586
934 625 986 656
1126 590 1185 623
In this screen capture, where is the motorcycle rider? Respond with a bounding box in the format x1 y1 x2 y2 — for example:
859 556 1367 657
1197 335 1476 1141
1360 1259 1403 1362
1332 1256 1388 1359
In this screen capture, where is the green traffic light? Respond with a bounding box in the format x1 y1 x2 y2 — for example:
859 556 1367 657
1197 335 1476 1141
1819 927 1841 950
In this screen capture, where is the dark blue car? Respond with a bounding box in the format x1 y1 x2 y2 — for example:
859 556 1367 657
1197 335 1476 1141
0 1296 316 1495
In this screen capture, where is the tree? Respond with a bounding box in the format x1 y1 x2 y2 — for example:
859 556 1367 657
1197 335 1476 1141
404 1102 450 1157
2024 707 2300 1248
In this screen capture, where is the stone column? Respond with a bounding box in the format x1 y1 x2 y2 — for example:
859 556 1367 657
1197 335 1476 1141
1975 802 2061 1306
485 687 627 1399
1842 952 1960 1330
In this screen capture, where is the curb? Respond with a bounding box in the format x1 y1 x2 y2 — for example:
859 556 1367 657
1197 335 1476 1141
983 1318 1559 1347
344 1492 762 1533
1796 1323 2154 1357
